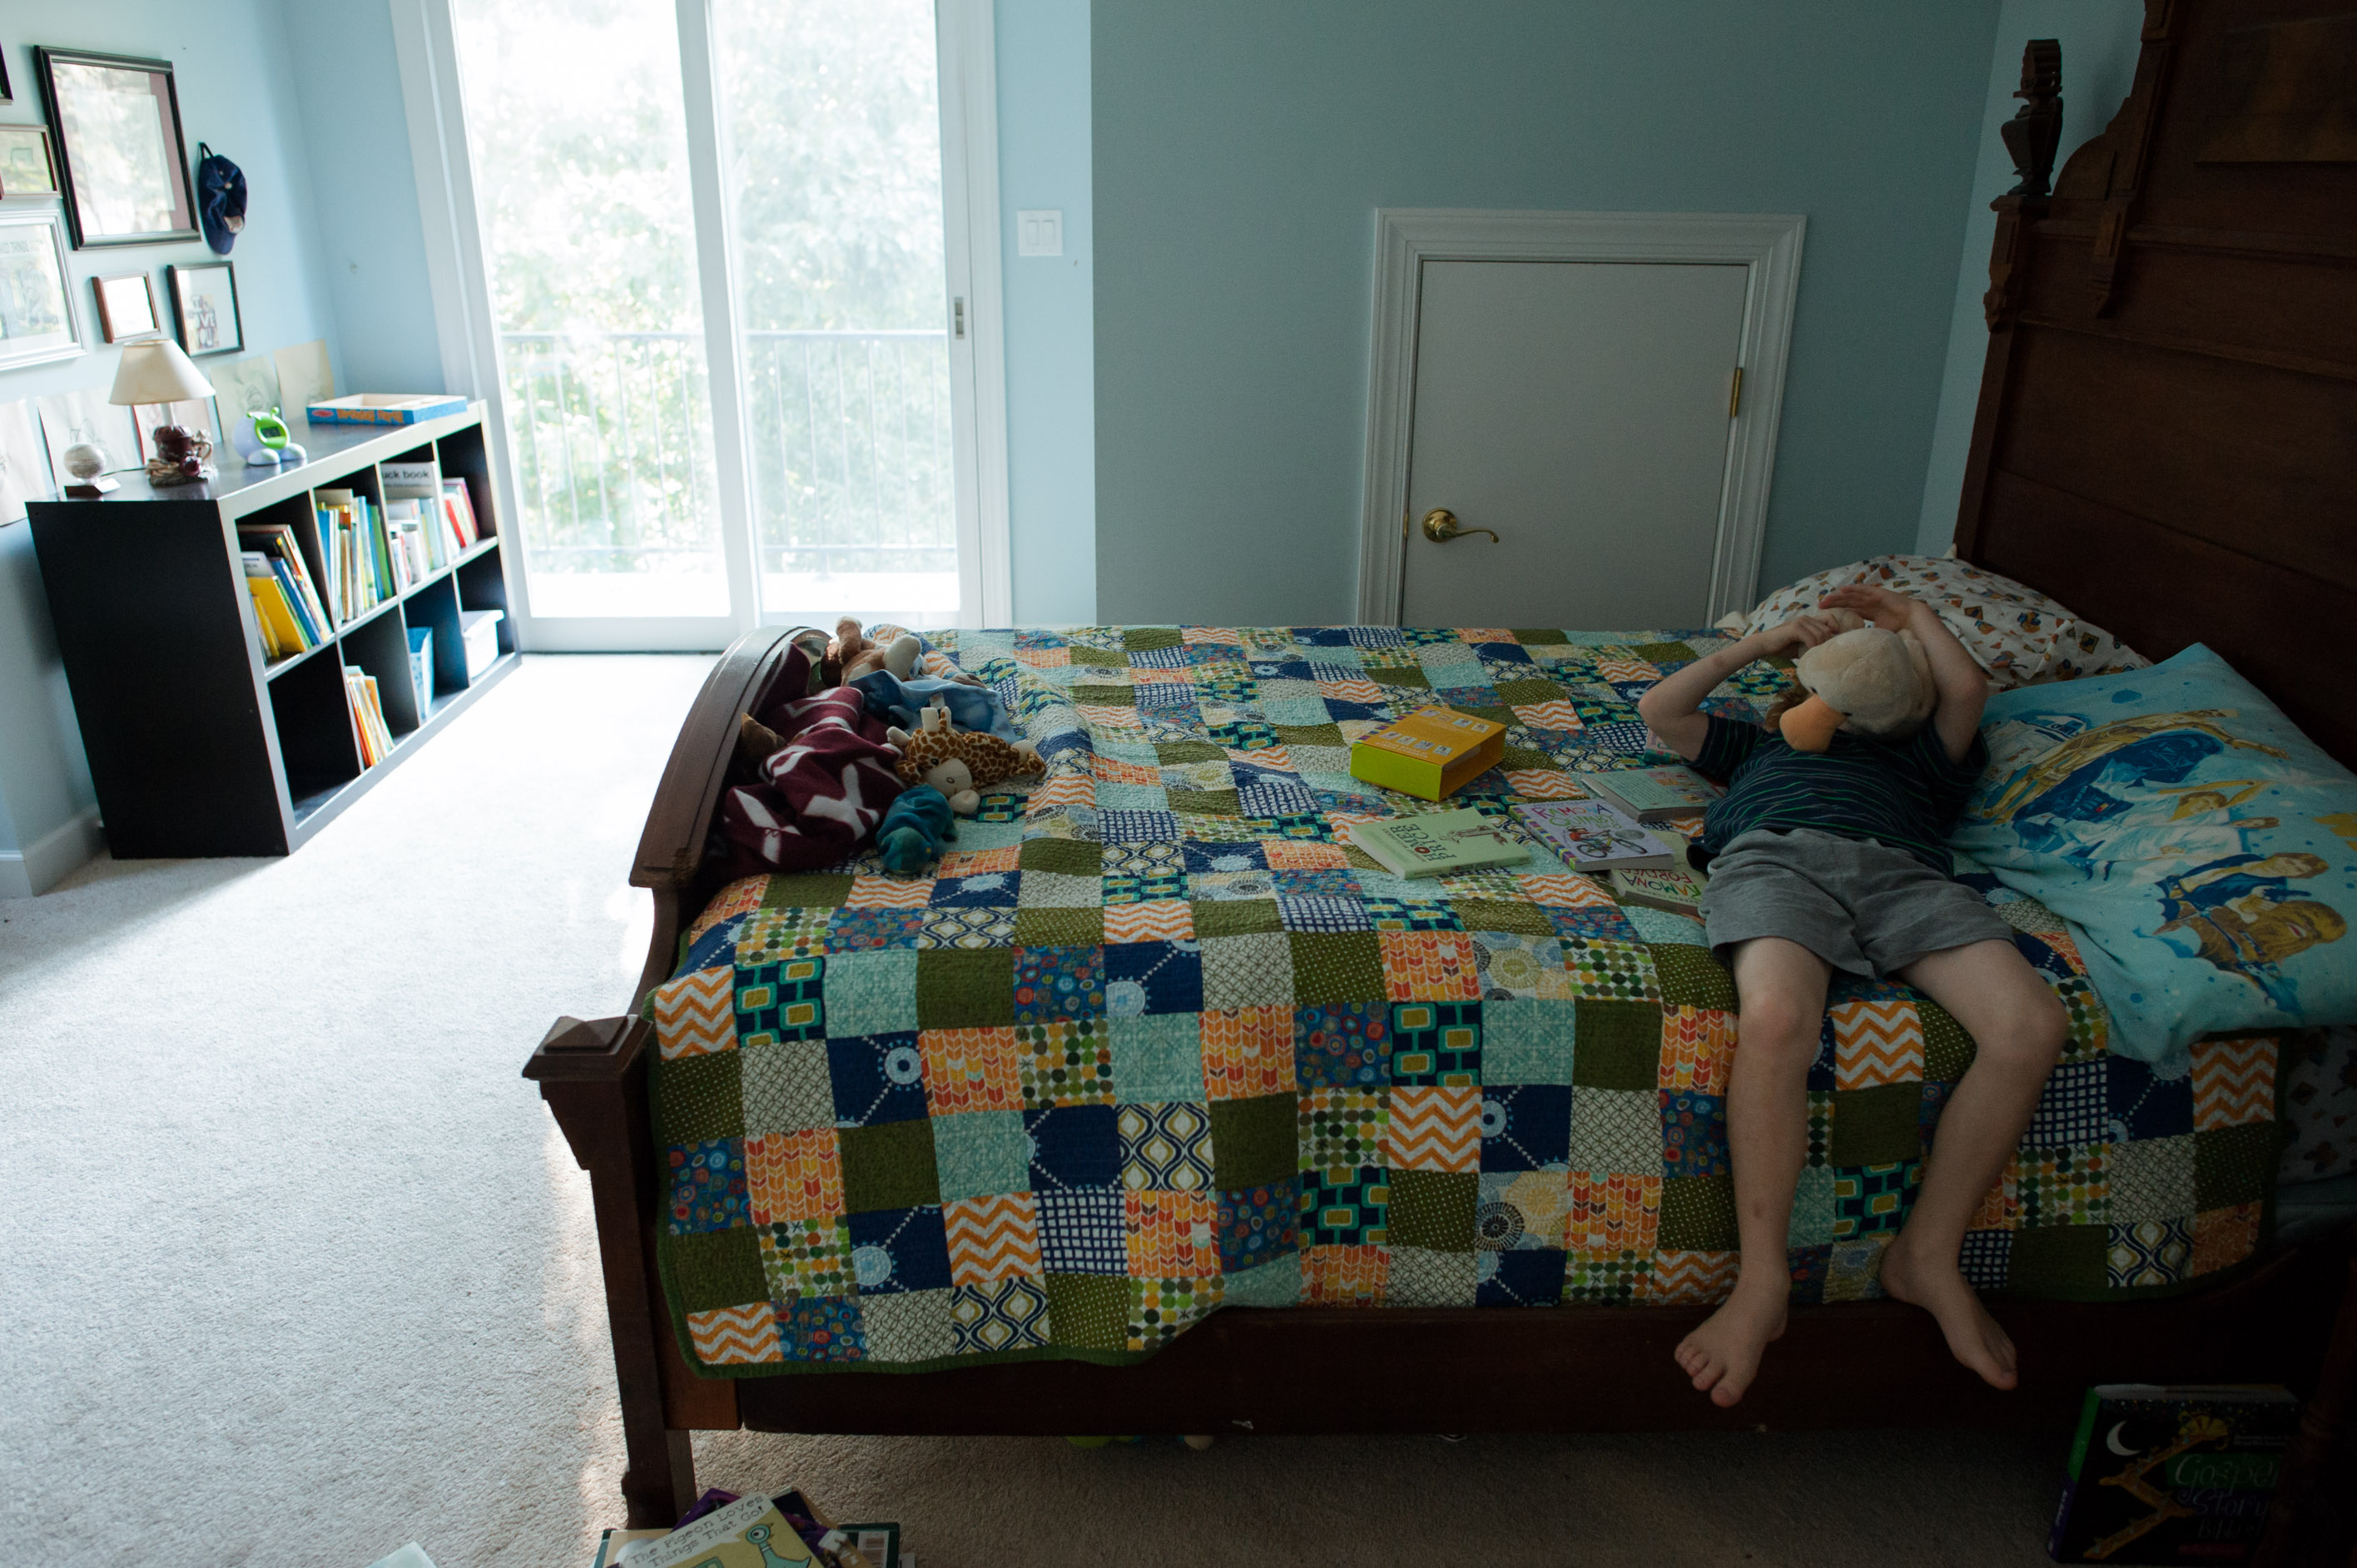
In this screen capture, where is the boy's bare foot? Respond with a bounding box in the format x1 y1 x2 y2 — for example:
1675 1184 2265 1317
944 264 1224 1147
1674 1279 1787 1407
1881 1235 2018 1389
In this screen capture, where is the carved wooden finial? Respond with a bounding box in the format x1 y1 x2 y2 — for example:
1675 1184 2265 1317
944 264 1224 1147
2001 39 2064 197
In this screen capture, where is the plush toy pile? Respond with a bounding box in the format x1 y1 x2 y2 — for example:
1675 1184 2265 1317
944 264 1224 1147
718 624 1028 877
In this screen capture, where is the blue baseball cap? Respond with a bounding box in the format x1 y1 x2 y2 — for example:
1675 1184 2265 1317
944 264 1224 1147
197 143 246 255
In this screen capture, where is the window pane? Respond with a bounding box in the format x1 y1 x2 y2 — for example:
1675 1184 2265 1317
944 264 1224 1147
713 0 960 627
454 0 729 618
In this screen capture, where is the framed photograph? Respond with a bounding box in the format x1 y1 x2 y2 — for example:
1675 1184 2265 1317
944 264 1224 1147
92 271 160 342
0 125 57 198
168 260 241 356
0 206 82 370
34 47 200 247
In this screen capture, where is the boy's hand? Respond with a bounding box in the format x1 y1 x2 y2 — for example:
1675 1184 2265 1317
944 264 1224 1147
1751 612 1843 659
1819 583 1922 632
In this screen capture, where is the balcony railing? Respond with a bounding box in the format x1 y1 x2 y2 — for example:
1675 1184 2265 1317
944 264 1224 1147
497 328 956 582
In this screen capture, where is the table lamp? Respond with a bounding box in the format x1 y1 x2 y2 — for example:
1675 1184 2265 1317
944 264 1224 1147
108 338 218 490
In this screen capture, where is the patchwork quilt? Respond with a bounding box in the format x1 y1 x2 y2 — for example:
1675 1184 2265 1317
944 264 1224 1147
647 626 2285 1376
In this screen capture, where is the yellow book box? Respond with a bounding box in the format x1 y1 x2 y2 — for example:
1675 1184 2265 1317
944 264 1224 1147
1348 705 1507 800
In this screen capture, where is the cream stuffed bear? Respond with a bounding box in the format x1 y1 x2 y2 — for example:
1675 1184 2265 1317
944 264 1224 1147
1777 608 1938 752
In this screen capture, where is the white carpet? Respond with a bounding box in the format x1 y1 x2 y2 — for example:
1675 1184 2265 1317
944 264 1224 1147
0 654 2067 1567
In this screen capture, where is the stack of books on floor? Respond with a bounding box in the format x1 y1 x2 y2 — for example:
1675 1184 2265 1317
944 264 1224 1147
345 665 393 767
594 1486 906 1568
238 523 332 663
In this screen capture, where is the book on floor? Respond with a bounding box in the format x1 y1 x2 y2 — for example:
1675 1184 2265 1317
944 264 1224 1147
1568 764 1722 821
2047 1383 2297 1564
591 1528 668 1568
626 1492 816 1568
1347 807 1529 880
833 1523 901 1568
1610 862 1709 918
1347 705 1506 800
1508 797 1680 871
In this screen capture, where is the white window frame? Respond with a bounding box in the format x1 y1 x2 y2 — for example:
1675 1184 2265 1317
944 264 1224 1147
388 0 1011 651
1357 208 1806 626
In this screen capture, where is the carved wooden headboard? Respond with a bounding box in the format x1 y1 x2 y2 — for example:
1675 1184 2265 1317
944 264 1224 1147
1953 0 2357 767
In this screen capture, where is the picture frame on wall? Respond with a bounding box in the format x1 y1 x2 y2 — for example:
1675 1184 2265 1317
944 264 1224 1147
0 125 55 198
0 206 83 371
167 260 241 355
34 47 201 247
92 272 160 342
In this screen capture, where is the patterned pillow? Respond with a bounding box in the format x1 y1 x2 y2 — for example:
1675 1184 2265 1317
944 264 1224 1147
1729 553 2148 691
1953 644 2357 1070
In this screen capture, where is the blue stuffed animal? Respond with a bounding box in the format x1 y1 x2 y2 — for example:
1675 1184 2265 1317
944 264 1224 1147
876 784 956 876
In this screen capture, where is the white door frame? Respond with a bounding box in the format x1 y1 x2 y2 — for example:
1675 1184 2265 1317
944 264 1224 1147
388 0 1011 650
937 0 1014 630
1357 208 1806 627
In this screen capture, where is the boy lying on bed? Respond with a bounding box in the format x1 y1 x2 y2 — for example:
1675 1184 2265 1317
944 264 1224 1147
1635 584 2066 1407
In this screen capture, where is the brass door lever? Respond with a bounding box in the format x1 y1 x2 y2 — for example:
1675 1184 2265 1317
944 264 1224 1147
1421 508 1499 544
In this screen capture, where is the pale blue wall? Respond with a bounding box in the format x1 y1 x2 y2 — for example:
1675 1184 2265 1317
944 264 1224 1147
1915 0 2146 553
0 0 345 886
997 0 1096 626
280 2 446 395
1091 0 2004 625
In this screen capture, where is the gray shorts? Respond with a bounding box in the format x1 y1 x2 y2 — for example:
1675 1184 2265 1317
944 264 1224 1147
1699 827 2014 978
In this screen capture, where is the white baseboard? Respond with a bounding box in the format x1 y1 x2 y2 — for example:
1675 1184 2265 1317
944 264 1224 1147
0 807 103 899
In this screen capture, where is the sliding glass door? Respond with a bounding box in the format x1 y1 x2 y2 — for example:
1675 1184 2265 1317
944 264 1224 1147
716 0 962 630
433 0 1002 648
454 0 731 623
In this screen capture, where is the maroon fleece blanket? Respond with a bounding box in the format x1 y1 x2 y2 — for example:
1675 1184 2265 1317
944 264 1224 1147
717 645 905 874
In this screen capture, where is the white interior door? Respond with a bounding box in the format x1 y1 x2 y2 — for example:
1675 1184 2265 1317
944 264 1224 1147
1399 261 1749 629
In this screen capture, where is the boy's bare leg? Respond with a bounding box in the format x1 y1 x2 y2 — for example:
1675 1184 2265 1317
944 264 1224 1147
1675 936 1829 1407
1885 938 2069 1389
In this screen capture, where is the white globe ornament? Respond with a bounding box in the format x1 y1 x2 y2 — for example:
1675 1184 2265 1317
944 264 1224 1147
62 441 108 482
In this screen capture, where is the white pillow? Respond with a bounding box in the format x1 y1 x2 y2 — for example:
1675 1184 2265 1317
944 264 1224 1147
1726 553 2149 691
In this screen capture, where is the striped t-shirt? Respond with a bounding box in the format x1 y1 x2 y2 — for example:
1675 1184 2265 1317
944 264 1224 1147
1690 715 1987 875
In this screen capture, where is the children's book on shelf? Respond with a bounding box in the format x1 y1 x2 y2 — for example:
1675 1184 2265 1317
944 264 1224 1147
1347 807 1529 880
441 479 480 553
2048 1384 2296 1563
238 523 330 642
408 627 434 711
382 461 447 571
344 665 392 767
1568 764 1722 822
317 487 393 622
307 392 469 425
1347 705 1507 800
1509 797 1680 871
1610 862 1709 918
241 552 315 661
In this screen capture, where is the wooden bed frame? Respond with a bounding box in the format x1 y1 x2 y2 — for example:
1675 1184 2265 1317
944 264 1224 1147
527 0 2357 1549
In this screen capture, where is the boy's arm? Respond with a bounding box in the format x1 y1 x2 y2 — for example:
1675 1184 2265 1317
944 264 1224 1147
1636 614 1838 761
1819 585 1989 763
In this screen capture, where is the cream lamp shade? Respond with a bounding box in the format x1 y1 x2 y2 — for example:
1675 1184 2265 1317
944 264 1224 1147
109 339 216 406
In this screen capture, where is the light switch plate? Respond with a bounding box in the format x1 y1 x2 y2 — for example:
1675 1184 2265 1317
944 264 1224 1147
1016 209 1064 257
